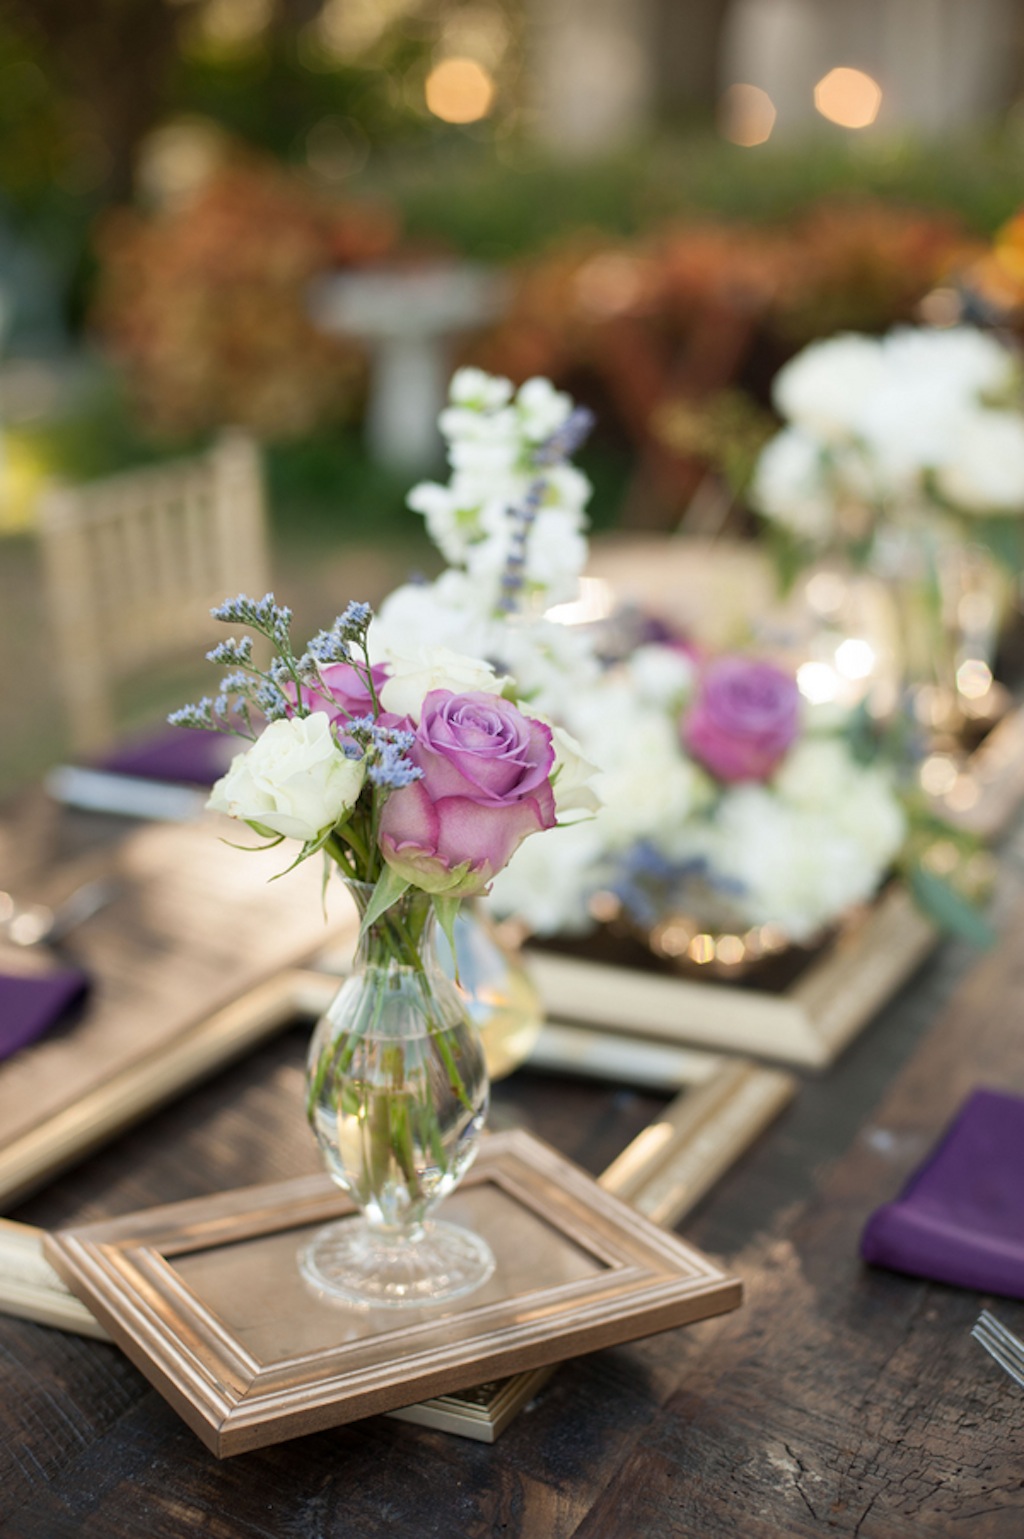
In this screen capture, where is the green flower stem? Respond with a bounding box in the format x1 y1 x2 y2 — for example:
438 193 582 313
307 890 478 1197
430 1021 475 1114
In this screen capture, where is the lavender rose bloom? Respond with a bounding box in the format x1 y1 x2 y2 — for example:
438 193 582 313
307 662 390 725
683 657 800 783
380 690 556 896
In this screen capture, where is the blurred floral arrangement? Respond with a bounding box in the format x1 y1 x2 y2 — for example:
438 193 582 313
93 155 398 439
373 368 987 962
746 324 1024 732
751 326 1024 551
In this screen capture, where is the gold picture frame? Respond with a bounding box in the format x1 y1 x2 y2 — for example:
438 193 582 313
43 1133 743 1457
0 1049 792 1441
528 883 938 1069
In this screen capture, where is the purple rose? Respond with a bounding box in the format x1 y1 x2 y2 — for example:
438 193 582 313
380 690 556 897
683 656 800 783
305 662 390 725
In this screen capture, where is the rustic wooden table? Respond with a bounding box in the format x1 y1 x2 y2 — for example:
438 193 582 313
2 798 1024 1537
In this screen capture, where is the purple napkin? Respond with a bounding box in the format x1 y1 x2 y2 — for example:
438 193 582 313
861 1088 1024 1298
98 727 234 787
0 968 91 1062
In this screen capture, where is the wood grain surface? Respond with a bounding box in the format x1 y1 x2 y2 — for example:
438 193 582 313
2 805 1023 1535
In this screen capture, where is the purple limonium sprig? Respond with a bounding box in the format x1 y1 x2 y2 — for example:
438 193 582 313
341 716 422 788
496 405 595 616
170 592 379 741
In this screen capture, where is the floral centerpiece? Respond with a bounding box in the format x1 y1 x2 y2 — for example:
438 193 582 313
376 366 987 964
171 593 594 1307
750 325 1024 726
490 644 910 960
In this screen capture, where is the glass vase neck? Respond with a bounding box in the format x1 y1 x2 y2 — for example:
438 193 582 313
342 879 438 971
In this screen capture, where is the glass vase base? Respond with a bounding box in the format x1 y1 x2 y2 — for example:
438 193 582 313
299 1215 496 1309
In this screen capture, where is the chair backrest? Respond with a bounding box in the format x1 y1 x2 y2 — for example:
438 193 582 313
39 432 270 755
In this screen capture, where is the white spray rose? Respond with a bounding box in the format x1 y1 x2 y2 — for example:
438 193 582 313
207 713 364 843
380 646 508 722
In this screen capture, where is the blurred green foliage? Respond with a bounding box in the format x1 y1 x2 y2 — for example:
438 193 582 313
353 132 1024 261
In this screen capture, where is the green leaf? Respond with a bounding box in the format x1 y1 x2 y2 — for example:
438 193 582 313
974 515 1023 574
908 866 996 950
360 865 412 935
247 820 281 840
432 895 461 982
219 830 285 853
268 824 337 881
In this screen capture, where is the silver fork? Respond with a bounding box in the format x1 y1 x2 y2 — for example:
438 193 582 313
972 1309 1024 1389
0 878 117 949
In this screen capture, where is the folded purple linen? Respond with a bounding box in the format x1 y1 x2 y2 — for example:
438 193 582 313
860 1088 1024 1299
99 726 234 787
0 967 91 1062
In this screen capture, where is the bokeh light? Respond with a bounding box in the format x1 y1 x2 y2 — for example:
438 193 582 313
718 83 776 147
425 57 496 123
814 67 883 129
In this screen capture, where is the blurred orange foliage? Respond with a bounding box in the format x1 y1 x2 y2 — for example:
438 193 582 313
93 156 399 440
467 200 981 520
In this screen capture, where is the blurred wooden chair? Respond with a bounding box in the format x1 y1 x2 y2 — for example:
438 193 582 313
39 432 270 756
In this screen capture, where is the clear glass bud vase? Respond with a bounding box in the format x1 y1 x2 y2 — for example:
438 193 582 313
303 884 492 1308
436 904 544 1081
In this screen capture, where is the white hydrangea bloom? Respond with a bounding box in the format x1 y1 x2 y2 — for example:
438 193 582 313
757 323 1024 526
934 410 1024 513
702 774 904 942
369 571 491 662
750 426 836 537
488 817 608 934
772 334 886 443
881 326 1017 400
625 644 696 711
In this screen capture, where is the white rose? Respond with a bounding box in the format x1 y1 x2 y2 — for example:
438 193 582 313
772 335 886 442
380 645 508 722
934 410 1024 513
527 715 601 819
207 714 365 843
